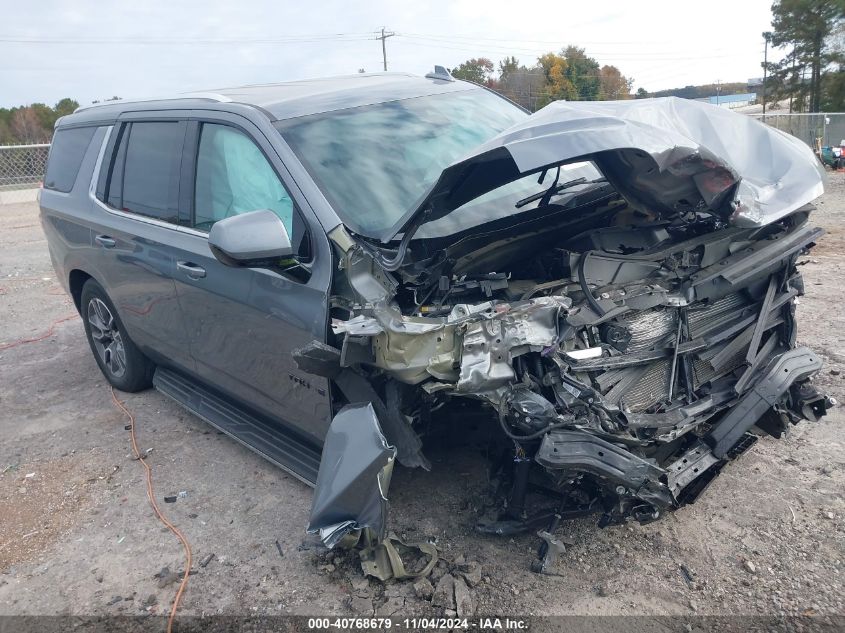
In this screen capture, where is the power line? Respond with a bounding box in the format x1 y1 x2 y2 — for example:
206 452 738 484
0 33 378 45
396 34 759 61
397 32 759 55
0 31 760 60
400 30 757 48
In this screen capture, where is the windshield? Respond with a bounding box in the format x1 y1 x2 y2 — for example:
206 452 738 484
275 88 527 236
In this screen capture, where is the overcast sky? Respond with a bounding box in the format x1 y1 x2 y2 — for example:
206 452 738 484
0 0 778 108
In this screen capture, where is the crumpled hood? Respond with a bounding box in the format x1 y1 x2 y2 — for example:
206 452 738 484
387 97 825 241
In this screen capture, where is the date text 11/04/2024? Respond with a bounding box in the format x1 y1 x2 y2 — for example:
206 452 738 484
306 617 528 629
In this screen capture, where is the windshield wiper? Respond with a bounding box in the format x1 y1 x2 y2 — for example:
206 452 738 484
514 175 605 209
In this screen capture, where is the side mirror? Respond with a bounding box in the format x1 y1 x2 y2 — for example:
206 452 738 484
208 209 294 267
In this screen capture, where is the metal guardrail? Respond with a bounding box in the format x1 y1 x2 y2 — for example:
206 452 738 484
0 143 50 204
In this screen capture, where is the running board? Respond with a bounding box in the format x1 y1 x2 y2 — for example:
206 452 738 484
153 367 321 486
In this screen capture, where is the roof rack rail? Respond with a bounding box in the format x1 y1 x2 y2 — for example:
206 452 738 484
74 92 232 113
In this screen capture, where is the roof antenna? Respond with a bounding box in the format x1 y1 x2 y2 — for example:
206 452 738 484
426 66 454 82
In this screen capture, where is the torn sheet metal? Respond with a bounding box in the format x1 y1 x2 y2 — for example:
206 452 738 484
307 403 395 549
389 97 825 240
457 296 570 394
359 534 438 581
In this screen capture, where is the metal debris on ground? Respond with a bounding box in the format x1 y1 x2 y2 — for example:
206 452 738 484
531 530 570 574
359 534 438 581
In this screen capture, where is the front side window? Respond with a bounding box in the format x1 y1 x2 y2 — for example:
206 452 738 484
118 122 183 222
193 123 293 235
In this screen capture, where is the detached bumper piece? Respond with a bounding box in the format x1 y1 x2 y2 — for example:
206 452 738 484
307 403 438 580
307 403 395 549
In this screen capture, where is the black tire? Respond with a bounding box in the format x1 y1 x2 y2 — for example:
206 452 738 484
80 279 154 392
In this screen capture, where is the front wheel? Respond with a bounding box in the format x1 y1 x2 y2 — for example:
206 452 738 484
80 279 154 392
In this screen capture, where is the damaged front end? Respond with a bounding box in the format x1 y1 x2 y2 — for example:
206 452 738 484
301 98 834 570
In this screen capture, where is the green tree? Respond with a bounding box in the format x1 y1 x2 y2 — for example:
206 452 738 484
498 56 521 81
30 103 56 132
450 58 495 85
561 46 601 100
767 0 845 112
54 98 80 118
635 87 649 99
0 118 12 144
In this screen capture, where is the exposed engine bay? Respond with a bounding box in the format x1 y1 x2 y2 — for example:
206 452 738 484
298 98 834 577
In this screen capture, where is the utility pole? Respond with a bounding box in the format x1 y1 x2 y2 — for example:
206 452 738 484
715 79 722 106
762 32 772 118
376 27 395 72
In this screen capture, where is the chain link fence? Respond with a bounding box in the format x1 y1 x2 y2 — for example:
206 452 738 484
751 113 845 152
0 143 50 204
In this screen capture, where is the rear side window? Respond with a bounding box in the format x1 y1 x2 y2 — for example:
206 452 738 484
104 121 184 223
44 127 97 192
121 122 183 222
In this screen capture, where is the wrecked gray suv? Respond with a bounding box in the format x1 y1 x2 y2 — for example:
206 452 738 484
42 70 833 576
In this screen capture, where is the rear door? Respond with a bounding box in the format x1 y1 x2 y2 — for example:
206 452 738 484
89 115 194 371
169 111 333 444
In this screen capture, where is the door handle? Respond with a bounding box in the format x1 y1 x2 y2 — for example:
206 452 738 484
177 261 207 279
95 235 116 248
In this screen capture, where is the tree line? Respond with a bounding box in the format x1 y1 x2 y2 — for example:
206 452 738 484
452 53 761 109
0 99 79 144
0 97 122 145
449 46 635 111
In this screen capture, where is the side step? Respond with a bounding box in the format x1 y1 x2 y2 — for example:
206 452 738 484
153 367 321 486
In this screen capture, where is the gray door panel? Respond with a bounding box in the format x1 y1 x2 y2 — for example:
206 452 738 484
171 235 332 443
172 111 333 444
87 202 194 371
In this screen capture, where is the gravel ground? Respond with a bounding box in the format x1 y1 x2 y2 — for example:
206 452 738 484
0 176 843 620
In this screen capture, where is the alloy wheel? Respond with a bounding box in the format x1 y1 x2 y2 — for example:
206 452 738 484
87 297 127 378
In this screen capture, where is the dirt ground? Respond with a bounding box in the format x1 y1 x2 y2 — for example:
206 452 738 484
0 176 843 620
